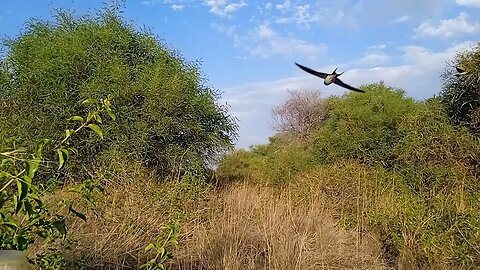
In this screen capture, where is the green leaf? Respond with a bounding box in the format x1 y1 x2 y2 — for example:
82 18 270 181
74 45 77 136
71 208 87 222
68 116 84 122
26 159 40 180
0 171 12 179
65 129 75 138
88 124 103 139
145 243 155 252
24 201 34 216
1 220 18 230
53 219 67 238
64 199 72 210
13 194 20 213
1 157 14 168
14 235 29 250
57 149 65 170
82 98 97 106
17 179 29 203
95 114 102 124
158 247 165 257
106 108 116 121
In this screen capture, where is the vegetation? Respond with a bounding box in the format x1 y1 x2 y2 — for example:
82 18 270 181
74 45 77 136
219 82 480 268
1 4 480 270
441 43 480 136
1 98 111 267
0 9 237 182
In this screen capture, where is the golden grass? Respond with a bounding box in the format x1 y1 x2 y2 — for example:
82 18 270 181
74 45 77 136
32 164 388 269
176 184 386 270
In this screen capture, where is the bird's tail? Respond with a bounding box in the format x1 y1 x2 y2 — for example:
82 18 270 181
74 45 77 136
332 67 344 76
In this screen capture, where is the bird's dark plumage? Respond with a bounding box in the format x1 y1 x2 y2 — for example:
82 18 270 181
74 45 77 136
455 66 468 77
332 78 365 93
295 62 365 93
295 62 328 79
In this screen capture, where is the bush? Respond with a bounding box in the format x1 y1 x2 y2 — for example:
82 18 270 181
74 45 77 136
0 9 237 181
312 82 417 166
441 42 480 136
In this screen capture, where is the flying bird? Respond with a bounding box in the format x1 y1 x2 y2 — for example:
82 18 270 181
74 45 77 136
295 62 365 93
454 66 468 77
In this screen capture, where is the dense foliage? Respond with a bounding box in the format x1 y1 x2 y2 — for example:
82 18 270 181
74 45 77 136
0 10 237 181
218 82 480 268
441 42 480 136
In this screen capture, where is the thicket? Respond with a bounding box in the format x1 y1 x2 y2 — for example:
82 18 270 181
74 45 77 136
218 77 480 268
441 43 480 136
0 7 237 269
0 9 237 182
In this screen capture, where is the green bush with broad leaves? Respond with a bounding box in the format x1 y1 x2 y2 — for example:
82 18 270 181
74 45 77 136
0 8 237 183
0 97 112 268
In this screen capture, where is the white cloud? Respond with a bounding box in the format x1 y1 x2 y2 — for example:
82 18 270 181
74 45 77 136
276 0 291 11
252 24 326 58
366 44 387 50
205 0 247 17
456 0 480 7
171 4 185 10
271 0 452 29
274 4 326 28
221 41 475 148
141 0 161 5
257 24 275 38
391 15 411 24
355 53 390 66
212 23 326 59
414 12 480 38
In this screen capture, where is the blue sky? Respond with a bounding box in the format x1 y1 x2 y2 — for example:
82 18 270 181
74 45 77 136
1 0 480 148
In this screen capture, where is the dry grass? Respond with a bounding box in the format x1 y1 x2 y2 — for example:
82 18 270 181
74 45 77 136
32 168 211 269
176 184 387 270
31 164 388 269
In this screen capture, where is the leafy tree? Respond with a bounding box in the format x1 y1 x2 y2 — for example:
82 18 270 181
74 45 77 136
312 82 417 166
441 42 480 136
0 9 237 181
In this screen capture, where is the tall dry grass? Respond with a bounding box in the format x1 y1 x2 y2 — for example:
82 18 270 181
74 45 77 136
176 184 386 270
32 165 388 269
32 167 211 269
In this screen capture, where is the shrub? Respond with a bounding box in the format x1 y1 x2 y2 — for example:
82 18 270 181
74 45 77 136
0 9 237 181
312 82 417 166
441 42 480 136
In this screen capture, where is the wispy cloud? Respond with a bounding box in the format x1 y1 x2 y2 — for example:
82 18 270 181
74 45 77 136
171 4 185 10
212 23 326 59
456 0 480 7
141 0 161 5
390 15 411 24
275 0 291 11
366 44 387 50
414 12 480 38
205 0 247 17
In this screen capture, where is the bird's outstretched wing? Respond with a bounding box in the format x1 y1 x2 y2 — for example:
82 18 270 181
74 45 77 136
295 62 328 79
333 78 365 93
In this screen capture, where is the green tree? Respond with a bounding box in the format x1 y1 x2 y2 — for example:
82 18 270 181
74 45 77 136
441 42 480 136
0 9 237 180
312 82 417 166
